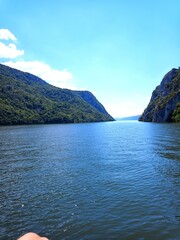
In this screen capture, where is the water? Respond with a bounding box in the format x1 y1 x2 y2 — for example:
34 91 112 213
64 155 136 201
0 121 180 240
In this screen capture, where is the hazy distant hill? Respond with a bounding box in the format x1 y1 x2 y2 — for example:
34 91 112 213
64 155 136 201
139 68 180 122
0 63 114 125
116 115 140 121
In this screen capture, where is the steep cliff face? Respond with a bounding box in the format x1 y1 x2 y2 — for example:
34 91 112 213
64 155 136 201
139 68 180 122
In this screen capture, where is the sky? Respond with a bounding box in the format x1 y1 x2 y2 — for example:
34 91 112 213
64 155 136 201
0 0 179 117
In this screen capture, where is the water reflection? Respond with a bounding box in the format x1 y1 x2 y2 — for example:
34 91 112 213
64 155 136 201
143 123 180 226
158 124 180 161
153 124 180 179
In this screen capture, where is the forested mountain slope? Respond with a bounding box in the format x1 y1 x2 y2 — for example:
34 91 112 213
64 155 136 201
0 64 114 125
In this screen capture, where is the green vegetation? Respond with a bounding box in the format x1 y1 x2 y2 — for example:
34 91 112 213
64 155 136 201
172 102 180 122
0 64 114 125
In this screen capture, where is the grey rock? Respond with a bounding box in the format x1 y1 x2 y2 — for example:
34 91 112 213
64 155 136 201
139 68 180 122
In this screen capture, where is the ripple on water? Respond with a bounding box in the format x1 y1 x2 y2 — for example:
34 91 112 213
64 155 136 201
0 122 180 240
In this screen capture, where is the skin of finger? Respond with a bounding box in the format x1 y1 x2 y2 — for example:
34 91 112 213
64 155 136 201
18 232 49 240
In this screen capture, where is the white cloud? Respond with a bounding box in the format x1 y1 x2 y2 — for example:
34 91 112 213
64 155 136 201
3 60 76 89
0 42 24 59
0 28 76 89
0 29 24 59
0 29 17 41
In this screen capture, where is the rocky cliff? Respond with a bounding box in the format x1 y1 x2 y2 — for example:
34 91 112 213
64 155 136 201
0 63 114 125
139 68 180 122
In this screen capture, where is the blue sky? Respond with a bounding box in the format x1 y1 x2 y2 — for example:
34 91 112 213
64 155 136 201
0 0 179 117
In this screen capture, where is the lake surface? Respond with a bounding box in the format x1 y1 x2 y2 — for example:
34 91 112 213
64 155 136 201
0 121 180 240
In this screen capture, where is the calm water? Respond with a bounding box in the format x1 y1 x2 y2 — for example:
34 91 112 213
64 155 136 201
0 121 180 240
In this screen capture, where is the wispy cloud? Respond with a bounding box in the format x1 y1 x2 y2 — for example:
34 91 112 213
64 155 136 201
0 28 76 89
0 29 24 58
0 29 17 41
0 42 24 58
4 60 76 89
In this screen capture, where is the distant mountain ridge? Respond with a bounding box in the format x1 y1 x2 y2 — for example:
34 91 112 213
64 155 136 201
0 63 114 125
116 115 140 121
139 68 180 122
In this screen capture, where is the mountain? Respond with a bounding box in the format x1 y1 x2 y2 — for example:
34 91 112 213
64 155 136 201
139 68 180 123
116 115 141 121
0 63 114 125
